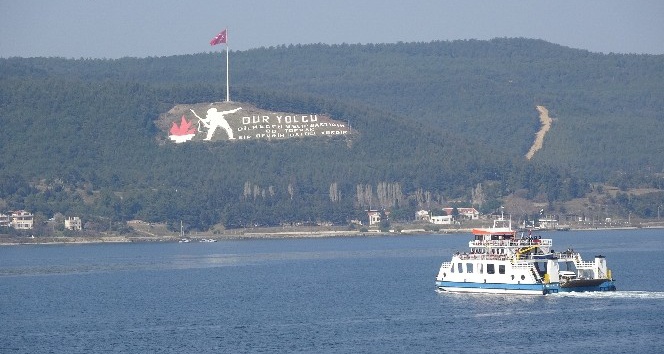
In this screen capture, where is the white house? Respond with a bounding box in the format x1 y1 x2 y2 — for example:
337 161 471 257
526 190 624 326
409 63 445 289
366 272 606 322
430 215 453 225
65 216 82 231
415 210 430 222
538 217 558 230
367 210 382 226
11 210 34 230
0 213 10 227
442 207 480 220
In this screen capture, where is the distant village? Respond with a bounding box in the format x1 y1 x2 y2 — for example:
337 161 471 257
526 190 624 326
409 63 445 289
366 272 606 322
356 207 481 227
361 207 565 230
0 210 81 232
362 207 600 232
1 205 632 237
3 208 486 233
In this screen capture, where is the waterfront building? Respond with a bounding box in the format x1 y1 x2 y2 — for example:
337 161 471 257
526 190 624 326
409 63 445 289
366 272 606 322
65 216 82 231
11 210 34 230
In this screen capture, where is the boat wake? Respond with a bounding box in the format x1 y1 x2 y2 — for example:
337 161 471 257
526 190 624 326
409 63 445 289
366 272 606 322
553 291 664 299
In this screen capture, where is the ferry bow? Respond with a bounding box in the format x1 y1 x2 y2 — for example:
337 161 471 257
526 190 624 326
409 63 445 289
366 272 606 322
435 217 616 295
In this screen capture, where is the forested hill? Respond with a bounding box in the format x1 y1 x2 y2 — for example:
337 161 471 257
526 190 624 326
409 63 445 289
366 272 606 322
1 38 663 231
3 38 663 179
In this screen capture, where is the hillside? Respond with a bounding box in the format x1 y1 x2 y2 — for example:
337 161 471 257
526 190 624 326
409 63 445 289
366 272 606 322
1 38 662 231
3 39 663 180
231 39 664 180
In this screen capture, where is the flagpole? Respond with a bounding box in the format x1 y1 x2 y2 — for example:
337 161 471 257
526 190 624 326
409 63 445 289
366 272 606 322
225 34 230 102
210 28 230 102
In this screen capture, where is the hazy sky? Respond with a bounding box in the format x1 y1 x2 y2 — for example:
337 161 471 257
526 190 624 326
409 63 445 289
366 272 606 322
1 0 663 59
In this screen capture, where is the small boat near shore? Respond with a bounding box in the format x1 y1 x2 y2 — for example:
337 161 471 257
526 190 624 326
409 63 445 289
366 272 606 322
435 215 616 295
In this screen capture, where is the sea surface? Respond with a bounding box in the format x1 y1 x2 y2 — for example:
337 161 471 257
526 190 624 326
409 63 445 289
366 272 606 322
1 229 663 353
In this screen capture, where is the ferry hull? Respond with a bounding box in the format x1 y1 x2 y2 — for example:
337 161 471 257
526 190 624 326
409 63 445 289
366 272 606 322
559 279 616 292
436 279 616 295
435 280 558 295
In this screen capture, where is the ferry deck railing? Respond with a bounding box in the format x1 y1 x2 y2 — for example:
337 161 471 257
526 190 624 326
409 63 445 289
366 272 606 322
469 239 552 248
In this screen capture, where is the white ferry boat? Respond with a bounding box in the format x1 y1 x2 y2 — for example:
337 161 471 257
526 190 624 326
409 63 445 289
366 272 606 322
435 217 616 295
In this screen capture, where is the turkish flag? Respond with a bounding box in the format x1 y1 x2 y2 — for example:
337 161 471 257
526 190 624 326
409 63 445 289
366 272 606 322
210 29 227 46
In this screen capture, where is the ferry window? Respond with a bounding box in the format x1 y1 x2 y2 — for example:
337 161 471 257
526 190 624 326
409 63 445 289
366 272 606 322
450 264 454 273
457 263 463 273
466 263 473 273
499 265 505 274
479 264 484 274
487 264 495 274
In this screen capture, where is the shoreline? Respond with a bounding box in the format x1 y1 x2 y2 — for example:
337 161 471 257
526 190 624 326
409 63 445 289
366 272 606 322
1 224 662 246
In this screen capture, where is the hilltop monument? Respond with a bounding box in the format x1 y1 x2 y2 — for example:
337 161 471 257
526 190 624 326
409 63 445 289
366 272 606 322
160 29 351 144
159 103 350 144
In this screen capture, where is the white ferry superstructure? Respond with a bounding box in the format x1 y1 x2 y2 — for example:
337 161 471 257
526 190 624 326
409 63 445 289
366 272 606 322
435 217 616 295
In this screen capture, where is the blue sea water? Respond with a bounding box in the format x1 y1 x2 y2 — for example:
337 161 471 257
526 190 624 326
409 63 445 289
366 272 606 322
1 229 663 353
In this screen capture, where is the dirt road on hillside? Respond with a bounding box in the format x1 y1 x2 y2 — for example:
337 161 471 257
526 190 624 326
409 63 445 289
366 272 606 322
525 105 552 160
